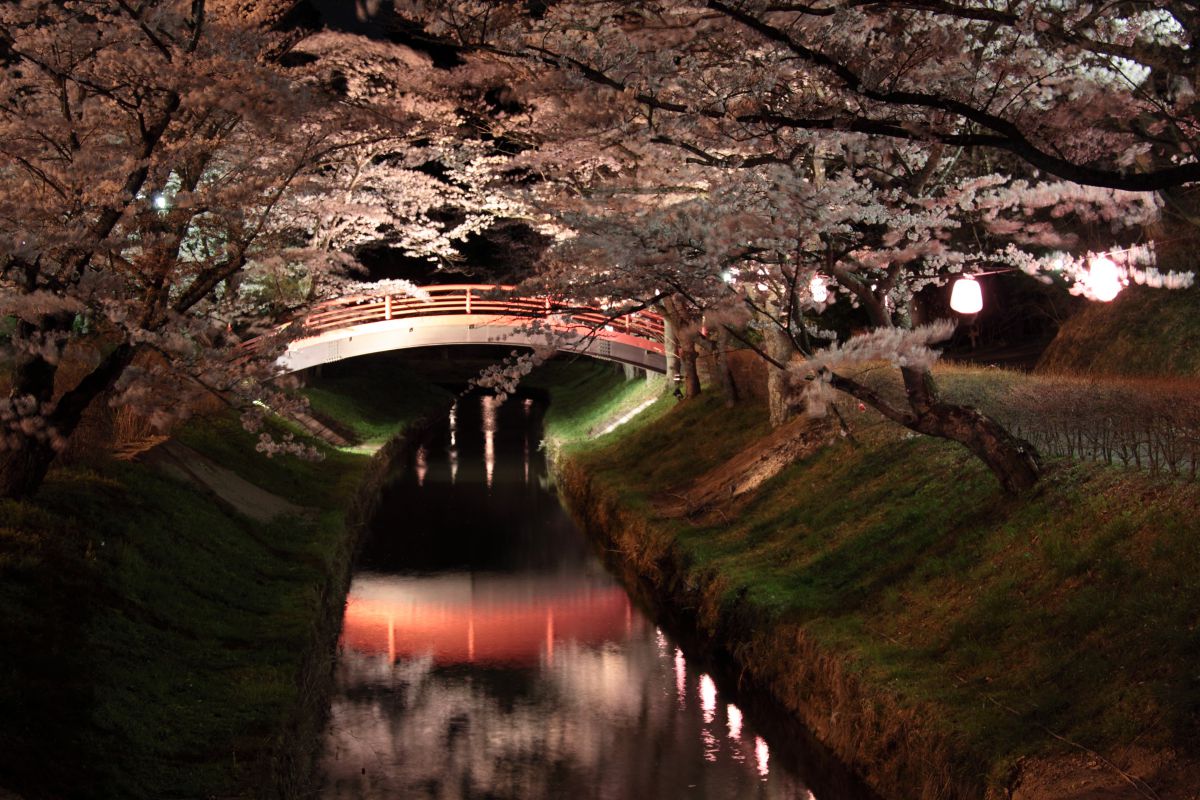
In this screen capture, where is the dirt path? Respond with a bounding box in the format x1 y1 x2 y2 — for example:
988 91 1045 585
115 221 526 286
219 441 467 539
143 440 309 523
656 414 835 522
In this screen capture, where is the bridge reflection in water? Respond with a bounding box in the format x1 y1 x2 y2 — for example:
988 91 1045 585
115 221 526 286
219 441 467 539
319 394 835 800
341 573 633 668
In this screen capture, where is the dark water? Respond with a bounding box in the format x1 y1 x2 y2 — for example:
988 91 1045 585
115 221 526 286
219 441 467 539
319 394 877 800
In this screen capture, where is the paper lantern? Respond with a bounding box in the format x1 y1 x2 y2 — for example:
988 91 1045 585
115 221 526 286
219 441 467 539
1087 255 1123 302
949 276 983 314
810 274 828 303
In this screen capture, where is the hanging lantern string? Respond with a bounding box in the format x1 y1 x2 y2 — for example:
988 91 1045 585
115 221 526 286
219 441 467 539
960 239 1171 279
951 244 1153 312
962 267 1017 278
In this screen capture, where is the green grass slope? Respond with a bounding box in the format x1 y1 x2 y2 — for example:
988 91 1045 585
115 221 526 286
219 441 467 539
530 359 665 446
0 370 446 799
302 359 453 449
548 367 1200 795
1037 284 1200 376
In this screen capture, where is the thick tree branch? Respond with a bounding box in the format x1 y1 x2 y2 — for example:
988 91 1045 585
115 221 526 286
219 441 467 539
825 369 917 426
704 0 1200 190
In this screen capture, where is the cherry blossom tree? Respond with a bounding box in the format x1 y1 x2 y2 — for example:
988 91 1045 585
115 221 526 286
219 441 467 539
0 1 332 497
270 30 532 301
532 137 1180 490
393 0 1196 492
0 1 463 499
402 1 1200 191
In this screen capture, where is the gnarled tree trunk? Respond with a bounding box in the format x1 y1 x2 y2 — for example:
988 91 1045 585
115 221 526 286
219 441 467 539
909 401 1041 494
711 328 739 407
662 296 702 399
1 343 136 500
829 365 1041 494
903 366 1040 493
765 325 794 427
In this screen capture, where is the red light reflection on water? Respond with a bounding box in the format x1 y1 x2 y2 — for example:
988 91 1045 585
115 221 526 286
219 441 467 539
324 574 812 797
756 735 771 778
727 703 743 741
700 674 717 723
340 578 633 667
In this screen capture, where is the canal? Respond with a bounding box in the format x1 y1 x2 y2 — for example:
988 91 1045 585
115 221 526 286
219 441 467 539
319 392 878 799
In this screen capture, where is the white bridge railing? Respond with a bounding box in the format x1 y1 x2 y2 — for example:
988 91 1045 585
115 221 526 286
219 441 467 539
254 284 668 373
300 284 665 347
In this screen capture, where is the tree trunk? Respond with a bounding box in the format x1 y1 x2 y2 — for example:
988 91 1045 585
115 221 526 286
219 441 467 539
765 325 794 427
911 400 1042 494
0 343 136 500
662 313 681 394
0 322 63 498
901 365 1040 493
679 337 702 399
0 438 61 500
712 328 739 407
662 296 701 398
829 365 1041 494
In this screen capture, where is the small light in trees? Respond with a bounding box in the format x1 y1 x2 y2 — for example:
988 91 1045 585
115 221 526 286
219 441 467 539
1087 255 1123 302
152 193 170 211
949 276 983 314
810 274 828 303
720 269 734 284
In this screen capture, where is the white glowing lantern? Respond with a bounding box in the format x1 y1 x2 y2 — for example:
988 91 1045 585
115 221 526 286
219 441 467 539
809 274 828 303
949 276 983 314
1087 255 1123 302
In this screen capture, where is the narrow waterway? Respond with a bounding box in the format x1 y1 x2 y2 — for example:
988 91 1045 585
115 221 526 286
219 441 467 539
319 393 877 800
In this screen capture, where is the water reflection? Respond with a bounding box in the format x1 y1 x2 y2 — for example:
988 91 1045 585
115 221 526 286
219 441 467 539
728 704 743 741
324 605 800 798
482 395 497 491
449 400 458 485
700 674 718 724
415 446 428 488
320 392 863 799
341 573 630 667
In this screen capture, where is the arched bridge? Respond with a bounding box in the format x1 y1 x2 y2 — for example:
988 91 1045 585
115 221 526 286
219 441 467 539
279 284 667 373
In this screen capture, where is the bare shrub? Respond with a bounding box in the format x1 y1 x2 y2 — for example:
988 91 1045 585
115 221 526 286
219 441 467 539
937 367 1200 480
838 363 1200 479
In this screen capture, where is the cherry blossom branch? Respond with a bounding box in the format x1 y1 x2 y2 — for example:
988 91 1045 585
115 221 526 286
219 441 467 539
475 3 1200 191
707 0 1200 191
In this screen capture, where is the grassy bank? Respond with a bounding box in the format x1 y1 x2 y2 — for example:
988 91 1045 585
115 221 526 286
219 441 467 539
542 362 1200 799
1037 283 1200 376
0 369 448 799
529 359 664 444
302 357 454 450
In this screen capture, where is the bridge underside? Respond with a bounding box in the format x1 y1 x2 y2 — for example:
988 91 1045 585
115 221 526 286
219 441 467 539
280 315 668 374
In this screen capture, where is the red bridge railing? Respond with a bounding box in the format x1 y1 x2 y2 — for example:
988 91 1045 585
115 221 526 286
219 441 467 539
300 284 665 349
